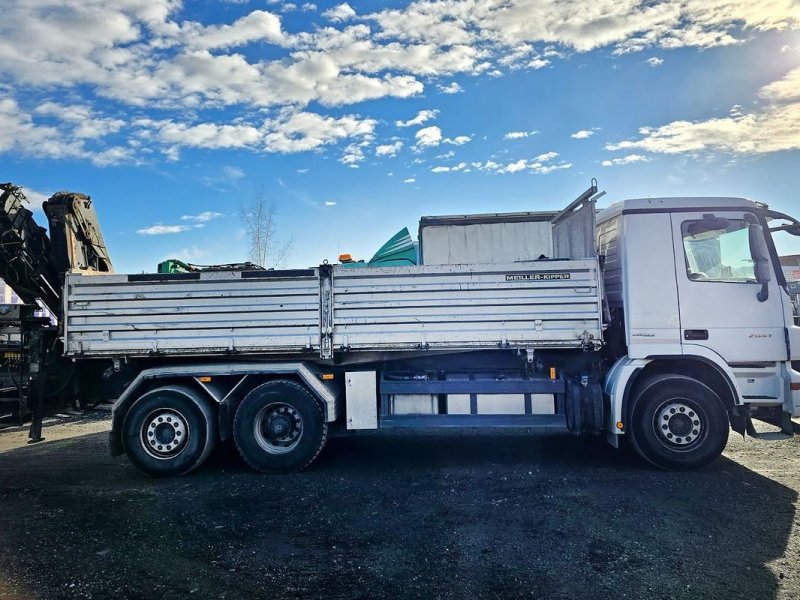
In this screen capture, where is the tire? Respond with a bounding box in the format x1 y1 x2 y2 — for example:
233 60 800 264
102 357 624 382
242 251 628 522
628 374 729 471
233 380 328 473
122 385 217 477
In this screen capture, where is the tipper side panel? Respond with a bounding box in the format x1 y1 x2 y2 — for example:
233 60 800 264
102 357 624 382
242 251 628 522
331 260 603 351
64 270 321 356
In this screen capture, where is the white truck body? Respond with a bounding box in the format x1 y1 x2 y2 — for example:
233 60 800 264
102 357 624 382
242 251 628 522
83 187 800 475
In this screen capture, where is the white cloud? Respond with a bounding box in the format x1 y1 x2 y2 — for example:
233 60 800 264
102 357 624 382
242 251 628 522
468 152 570 174
0 97 132 166
181 211 224 222
760 65 800 103
263 111 376 153
646 56 664 67
415 125 443 147
340 143 366 165
181 11 286 50
445 135 471 145
404 177 416 183
34 102 125 139
504 130 538 140
431 162 467 173
325 200 337 206
302 4 317 11
606 66 800 157
571 130 594 139
396 109 439 128
376 141 404 156
438 81 463 94
154 121 262 149
323 3 357 22
527 58 550 70
222 165 245 179
601 154 650 167
137 224 194 235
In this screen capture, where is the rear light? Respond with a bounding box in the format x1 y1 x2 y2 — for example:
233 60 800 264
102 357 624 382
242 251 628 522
791 382 800 391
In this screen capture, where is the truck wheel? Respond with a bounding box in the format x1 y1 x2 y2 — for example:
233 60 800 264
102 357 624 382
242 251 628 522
122 386 217 477
233 380 328 473
628 374 729 471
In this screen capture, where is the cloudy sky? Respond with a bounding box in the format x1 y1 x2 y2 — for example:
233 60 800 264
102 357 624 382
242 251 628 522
2 0 799 271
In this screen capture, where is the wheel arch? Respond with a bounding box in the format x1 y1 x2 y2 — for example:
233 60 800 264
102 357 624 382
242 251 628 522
109 362 339 457
624 356 743 434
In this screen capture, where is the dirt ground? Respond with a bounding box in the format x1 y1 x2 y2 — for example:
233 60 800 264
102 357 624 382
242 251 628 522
0 413 799 600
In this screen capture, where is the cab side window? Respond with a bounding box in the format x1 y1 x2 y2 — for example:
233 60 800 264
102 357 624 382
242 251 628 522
681 219 756 283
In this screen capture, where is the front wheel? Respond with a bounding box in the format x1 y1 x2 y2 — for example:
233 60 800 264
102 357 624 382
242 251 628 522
233 380 328 473
628 374 729 471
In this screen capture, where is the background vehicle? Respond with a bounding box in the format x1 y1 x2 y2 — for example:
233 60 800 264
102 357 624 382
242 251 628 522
2 179 800 475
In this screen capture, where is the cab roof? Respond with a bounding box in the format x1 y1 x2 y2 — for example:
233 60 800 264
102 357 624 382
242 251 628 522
597 197 762 224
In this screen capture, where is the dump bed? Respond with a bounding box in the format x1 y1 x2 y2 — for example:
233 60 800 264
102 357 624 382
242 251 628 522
63 259 604 358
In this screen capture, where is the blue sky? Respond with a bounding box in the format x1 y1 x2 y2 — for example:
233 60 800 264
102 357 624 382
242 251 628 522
1 0 799 272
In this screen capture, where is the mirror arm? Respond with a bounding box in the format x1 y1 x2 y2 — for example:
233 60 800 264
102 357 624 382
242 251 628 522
757 282 769 303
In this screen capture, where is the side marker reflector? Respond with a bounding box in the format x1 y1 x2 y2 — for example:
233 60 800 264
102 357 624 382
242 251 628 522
616 421 625 430
322 373 334 381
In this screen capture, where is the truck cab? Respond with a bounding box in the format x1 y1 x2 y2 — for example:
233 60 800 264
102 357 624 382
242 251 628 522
599 197 800 463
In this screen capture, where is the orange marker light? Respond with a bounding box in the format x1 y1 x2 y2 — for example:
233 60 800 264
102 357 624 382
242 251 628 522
616 421 625 430
549 367 556 380
198 376 212 383
322 373 334 380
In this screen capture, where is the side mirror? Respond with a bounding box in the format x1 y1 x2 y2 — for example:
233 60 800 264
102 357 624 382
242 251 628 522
747 219 772 302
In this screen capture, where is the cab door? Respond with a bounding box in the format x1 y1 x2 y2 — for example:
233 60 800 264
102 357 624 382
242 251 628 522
672 210 787 363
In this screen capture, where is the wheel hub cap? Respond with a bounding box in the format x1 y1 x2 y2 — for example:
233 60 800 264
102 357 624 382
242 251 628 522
141 409 189 459
254 403 304 455
655 402 702 446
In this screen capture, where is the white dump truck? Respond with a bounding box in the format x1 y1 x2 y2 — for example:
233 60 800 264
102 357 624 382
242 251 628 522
4 180 800 476
56 181 800 476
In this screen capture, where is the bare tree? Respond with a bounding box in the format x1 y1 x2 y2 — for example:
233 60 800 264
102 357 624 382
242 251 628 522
241 191 293 269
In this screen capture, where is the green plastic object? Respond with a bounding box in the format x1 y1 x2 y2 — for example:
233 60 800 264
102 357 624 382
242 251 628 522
369 227 418 265
341 227 419 268
157 259 192 273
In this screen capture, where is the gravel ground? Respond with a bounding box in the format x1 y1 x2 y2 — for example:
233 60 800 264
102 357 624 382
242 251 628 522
0 413 799 599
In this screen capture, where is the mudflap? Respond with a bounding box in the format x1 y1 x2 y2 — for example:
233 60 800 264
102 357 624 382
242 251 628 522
565 376 604 434
730 405 748 437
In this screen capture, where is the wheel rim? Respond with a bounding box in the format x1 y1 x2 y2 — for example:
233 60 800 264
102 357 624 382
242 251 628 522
253 403 304 455
652 399 707 451
140 409 190 460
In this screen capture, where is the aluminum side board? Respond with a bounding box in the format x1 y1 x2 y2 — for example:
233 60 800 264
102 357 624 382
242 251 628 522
64 260 603 357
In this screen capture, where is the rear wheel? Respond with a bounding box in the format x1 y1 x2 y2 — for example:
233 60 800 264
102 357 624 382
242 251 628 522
628 374 729 471
233 380 327 473
122 386 217 477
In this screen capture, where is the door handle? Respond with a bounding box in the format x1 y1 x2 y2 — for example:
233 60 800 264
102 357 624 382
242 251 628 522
684 329 709 341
